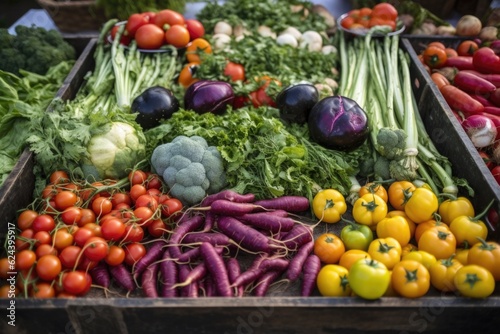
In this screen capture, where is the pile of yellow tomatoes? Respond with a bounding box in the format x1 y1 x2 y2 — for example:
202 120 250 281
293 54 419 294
311 181 499 299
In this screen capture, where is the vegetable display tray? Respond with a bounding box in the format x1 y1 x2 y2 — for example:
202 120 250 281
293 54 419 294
1 38 500 334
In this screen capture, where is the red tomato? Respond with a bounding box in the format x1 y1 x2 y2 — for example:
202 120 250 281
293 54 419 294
91 197 113 217
249 76 281 107
62 271 92 296
224 62 245 82
15 250 36 271
130 184 148 202
153 9 185 29
124 242 147 266
79 208 96 226
371 3 398 21
30 282 55 298
33 230 52 247
135 24 166 50
111 192 132 208
83 237 109 262
32 214 55 233
146 174 163 190
185 19 205 40
129 170 147 185
165 24 191 48
135 194 159 211
148 219 168 238
36 254 62 281
125 13 150 37
133 206 155 227
16 229 34 251
122 223 145 243
60 206 82 225
110 25 131 46
49 170 69 184
105 245 126 266
100 218 126 241
161 198 183 218
35 244 58 258
59 245 82 269
17 209 38 231
53 228 74 251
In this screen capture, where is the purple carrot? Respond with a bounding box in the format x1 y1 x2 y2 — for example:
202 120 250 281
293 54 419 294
160 248 179 297
141 262 159 298
176 245 224 263
253 269 283 297
109 263 135 292
209 200 257 216
169 215 205 258
178 264 199 298
281 224 313 251
232 257 289 288
226 257 244 297
201 274 217 297
89 261 110 288
201 211 216 232
254 196 310 212
301 254 321 297
199 242 232 297
217 215 276 253
286 240 314 282
201 190 255 207
181 232 231 247
133 240 166 280
238 212 296 233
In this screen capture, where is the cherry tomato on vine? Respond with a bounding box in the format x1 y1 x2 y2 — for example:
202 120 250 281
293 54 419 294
62 270 92 296
124 242 147 266
17 209 38 231
59 245 82 269
83 237 109 262
49 170 70 184
15 250 36 271
161 198 183 218
105 245 126 266
36 254 62 281
32 214 55 233
100 218 126 241
61 206 83 226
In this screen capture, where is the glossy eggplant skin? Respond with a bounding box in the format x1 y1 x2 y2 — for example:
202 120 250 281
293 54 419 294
308 95 369 151
276 83 319 124
184 80 235 115
131 86 180 130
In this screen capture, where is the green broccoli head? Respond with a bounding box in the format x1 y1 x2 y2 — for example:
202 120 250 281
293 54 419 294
373 156 391 181
376 127 407 160
151 135 227 205
0 48 26 75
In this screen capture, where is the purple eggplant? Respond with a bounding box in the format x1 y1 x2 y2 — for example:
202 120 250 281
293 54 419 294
184 80 235 115
308 95 369 151
276 82 319 124
131 86 179 129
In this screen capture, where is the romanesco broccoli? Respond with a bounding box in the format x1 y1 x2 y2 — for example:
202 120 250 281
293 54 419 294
151 135 227 205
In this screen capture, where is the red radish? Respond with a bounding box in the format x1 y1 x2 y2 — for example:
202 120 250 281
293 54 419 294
160 249 178 297
476 112 500 140
141 262 159 298
178 264 199 298
471 94 495 107
254 196 310 212
89 261 111 288
280 224 313 251
253 269 283 297
109 263 135 292
484 106 500 116
461 70 500 87
301 254 321 296
462 114 498 148
209 200 257 216
453 71 497 94
286 240 314 282
444 56 475 70
200 242 232 297
201 190 255 207
181 232 231 247
226 257 244 297
217 216 277 253
238 212 296 233
489 88 500 107
132 240 166 280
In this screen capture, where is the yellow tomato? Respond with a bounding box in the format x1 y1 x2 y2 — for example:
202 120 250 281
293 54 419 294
348 258 391 300
401 243 418 257
339 249 371 271
438 196 475 225
418 226 456 260
454 247 470 265
429 256 463 292
404 187 439 223
367 237 402 270
402 250 437 270
316 264 351 297
388 181 416 211
386 210 416 239
352 193 388 227
312 189 347 224
467 239 500 281
449 215 488 247
359 182 388 203
314 233 345 264
376 215 411 247
454 265 495 298
414 219 449 244
392 260 430 298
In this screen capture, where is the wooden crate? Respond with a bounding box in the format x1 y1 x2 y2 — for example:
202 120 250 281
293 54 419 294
1 38 500 334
